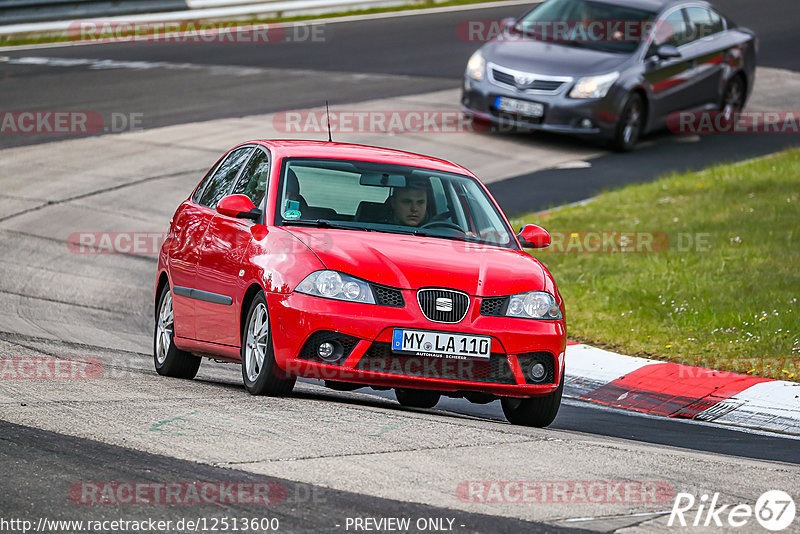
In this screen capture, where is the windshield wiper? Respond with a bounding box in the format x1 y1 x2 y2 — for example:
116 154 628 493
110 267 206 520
285 219 374 231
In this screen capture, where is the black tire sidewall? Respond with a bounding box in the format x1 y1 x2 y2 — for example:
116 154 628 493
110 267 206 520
241 293 295 395
154 284 200 378
614 93 644 152
395 388 441 409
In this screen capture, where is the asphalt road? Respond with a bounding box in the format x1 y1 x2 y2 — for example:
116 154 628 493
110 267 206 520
1 0 799 530
0 0 797 150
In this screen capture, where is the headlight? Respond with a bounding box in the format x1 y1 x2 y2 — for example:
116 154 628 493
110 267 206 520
569 72 619 99
295 271 375 304
466 50 486 81
506 292 562 320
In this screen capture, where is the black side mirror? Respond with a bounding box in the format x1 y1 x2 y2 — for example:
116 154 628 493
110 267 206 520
656 44 681 60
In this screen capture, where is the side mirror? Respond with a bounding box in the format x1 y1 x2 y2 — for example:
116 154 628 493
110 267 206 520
216 194 262 221
656 44 681 60
501 17 517 30
517 224 551 248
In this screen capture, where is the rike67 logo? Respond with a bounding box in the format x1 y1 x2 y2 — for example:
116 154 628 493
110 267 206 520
669 490 796 531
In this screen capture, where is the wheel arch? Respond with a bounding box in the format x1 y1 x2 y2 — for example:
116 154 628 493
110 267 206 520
155 271 170 321
630 86 650 132
240 283 266 344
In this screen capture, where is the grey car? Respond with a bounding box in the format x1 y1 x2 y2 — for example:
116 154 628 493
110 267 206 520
461 0 757 150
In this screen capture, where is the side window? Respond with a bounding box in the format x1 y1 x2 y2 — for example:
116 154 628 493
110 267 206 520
232 149 270 207
196 147 252 208
686 7 723 40
651 9 691 52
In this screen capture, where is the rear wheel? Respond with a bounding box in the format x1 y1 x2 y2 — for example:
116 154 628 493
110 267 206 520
241 293 295 396
613 93 644 152
720 75 746 121
154 285 201 379
501 372 564 427
395 388 441 409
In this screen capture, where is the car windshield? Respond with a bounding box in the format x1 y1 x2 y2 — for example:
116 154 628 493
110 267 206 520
516 0 656 54
276 158 517 248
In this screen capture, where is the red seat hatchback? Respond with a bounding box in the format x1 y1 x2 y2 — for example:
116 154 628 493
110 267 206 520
154 140 567 427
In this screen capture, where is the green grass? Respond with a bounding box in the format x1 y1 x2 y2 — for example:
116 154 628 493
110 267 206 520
516 148 800 380
0 0 501 48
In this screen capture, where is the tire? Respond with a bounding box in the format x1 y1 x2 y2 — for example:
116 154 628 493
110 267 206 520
613 93 644 152
501 372 564 427
154 284 201 379
241 293 295 396
395 388 441 409
720 75 746 121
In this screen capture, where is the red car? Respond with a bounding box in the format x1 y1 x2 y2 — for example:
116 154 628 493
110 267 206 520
154 140 566 427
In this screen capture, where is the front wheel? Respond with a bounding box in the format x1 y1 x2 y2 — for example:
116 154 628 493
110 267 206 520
501 373 563 427
154 285 201 379
613 93 644 152
395 388 441 409
241 293 295 396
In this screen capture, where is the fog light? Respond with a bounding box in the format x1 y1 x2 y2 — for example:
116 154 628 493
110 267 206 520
528 362 547 382
318 342 335 360
580 118 593 129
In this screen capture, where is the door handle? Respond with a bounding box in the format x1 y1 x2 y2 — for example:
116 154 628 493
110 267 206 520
203 235 212 245
174 224 182 233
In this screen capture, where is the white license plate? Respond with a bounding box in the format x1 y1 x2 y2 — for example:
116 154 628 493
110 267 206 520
494 97 544 117
392 329 491 360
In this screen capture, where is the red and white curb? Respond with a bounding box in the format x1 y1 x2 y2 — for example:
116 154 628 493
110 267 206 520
564 342 800 436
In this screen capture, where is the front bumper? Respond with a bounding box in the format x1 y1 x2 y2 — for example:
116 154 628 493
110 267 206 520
461 72 623 138
268 290 566 399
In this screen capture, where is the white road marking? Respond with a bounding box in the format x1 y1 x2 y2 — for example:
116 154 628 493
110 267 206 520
1 55 418 79
0 0 541 53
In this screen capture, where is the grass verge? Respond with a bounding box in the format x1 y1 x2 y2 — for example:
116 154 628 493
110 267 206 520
517 148 800 380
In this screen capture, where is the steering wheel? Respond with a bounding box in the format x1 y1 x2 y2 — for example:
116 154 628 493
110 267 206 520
420 220 465 233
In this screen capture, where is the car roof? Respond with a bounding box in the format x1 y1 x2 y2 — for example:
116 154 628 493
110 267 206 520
249 140 475 177
589 0 688 13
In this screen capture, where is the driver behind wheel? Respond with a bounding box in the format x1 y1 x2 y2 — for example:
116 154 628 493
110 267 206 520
387 179 433 227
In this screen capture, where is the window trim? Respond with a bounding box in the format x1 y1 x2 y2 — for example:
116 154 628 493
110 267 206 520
193 145 255 209
230 145 272 212
639 2 727 62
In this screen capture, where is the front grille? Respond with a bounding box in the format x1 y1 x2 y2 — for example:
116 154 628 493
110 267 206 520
492 68 515 86
480 296 508 316
355 342 515 384
516 352 557 385
372 284 404 307
529 80 564 91
417 288 470 323
491 69 565 92
298 331 359 364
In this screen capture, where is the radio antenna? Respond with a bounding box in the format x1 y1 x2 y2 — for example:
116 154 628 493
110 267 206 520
325 100 332 142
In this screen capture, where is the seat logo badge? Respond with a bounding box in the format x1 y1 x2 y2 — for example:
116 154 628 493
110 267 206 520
435 298 453 312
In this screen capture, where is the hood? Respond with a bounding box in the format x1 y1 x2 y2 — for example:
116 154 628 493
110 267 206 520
483 40 631 77
284 228 546 296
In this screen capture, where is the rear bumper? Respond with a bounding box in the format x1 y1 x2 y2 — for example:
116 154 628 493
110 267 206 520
268 290 566 399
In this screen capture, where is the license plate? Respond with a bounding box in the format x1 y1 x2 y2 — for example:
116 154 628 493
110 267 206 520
392 329 491 360
494 97 544 117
